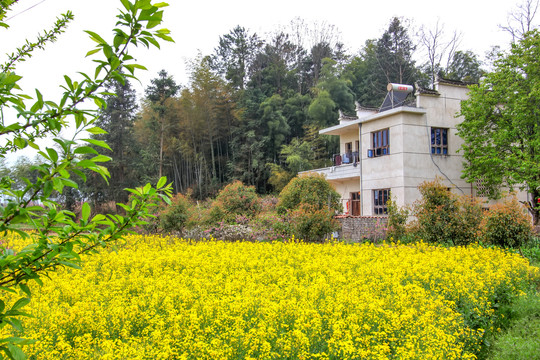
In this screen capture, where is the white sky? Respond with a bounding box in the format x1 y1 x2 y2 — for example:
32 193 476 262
3 0 526 101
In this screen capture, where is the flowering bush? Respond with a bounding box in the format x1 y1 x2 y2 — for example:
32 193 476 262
288 204 339 242
208 181 262 224
410 178 484 245
481 196 533 248
277 173 342 214
1 234 537 359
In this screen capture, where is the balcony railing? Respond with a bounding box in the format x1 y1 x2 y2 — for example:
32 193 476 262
333 151 359 166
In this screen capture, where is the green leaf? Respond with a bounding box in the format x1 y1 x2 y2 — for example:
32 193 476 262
120 0 131 11
81 202 91 222
84 30 106 44
85 48 101 57
7 343 26 360
18 284 31 298
91 155 112 163
8 318 23 332
74 146 99 155
61 179 78 189
46 148 58 163
13 137 26 150
26 141 39 150
58 261 82 270
94 97 104 108
157 176 166 189
113 34 125 49
82 139 111 151
10 298 30 311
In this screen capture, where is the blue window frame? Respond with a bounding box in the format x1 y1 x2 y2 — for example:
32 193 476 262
431 127 448 155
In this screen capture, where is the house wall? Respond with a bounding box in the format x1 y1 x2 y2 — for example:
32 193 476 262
329 178 361 214
339 128 360 154
359 82 473 216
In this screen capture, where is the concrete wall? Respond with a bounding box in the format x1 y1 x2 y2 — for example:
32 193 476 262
337 216 388 242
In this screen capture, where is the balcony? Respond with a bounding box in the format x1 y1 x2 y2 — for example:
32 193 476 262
334 151 359 166
307 152 361 181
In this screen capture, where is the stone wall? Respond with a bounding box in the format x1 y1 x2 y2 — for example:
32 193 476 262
336 216 388 242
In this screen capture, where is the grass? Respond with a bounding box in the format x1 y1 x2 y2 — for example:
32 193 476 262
487 291 540 360
486 239 540 360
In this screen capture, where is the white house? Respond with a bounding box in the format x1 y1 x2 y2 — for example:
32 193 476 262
309 78 526 217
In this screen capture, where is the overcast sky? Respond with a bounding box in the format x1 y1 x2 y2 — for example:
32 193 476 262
3 0 528 101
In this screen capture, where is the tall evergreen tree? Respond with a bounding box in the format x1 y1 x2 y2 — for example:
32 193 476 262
144 70 180 178
83 75 139 205
211 26 263 91
346 18 418 107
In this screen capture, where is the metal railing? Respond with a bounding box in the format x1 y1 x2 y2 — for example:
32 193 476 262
333 151 359 166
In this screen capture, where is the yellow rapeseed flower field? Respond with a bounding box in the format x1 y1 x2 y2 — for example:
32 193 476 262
1 234 537 359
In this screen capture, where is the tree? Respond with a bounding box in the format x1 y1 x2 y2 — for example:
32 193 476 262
277 173 342 241
443 50 484 83
211 25 262 91
84 73 140 206
259 94 290 163
375 17 417 86
346 18 418 107
312 58 355 120
0 1 173 357
500 0 539 42
418 21 461 87
144 69 180 179
457 30 540 224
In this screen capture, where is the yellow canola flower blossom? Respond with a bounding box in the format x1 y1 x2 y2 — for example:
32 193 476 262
0 234 536 360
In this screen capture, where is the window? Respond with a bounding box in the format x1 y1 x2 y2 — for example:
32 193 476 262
371 128 389 157
373 189 390 215
431 127 448 155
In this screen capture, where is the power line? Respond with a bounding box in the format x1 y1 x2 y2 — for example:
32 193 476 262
5 0 47 22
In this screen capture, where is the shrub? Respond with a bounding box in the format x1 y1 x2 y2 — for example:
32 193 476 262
276 174 342 242
277 173 342 214
289 204 339 242
386 197 409 240
208 181 262 224
410 178 483 246
481 196 532 248
159 193 192 233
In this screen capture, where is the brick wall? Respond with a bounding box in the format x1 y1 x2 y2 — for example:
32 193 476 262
336 216 388 242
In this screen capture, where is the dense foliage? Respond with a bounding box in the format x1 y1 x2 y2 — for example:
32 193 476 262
277 173 341 213
458 29 540 224
481 197 533 248
388 179 534 248
208 180 262 224
410 179 484 246
158 193 192 233
1 234 536 359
